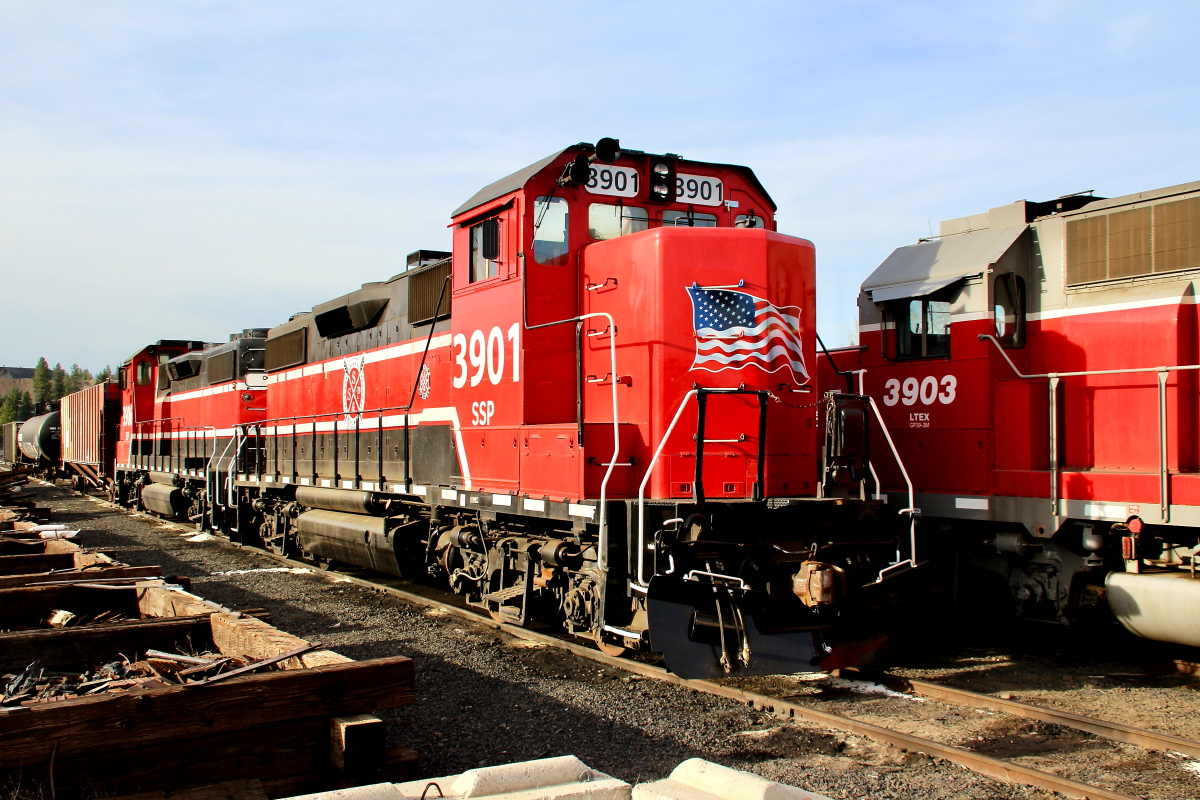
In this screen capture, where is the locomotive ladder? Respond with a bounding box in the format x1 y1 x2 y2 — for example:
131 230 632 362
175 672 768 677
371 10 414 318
691 386 768 505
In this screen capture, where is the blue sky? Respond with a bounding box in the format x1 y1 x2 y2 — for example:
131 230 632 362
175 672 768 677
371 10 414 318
2 1 1198 369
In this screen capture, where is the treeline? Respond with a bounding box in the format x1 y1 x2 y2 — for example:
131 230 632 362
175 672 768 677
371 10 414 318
0 358 113 426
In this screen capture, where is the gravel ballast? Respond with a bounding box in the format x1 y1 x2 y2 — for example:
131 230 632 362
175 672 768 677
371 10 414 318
29 482 1199 799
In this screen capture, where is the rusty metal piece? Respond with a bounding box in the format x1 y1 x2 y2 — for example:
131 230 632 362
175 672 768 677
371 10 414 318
533 566 555 589
191 643 321 686
791 561 846 607
419 783 443 800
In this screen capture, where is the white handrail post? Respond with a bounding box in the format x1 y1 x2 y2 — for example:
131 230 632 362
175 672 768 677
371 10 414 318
635 389 699 588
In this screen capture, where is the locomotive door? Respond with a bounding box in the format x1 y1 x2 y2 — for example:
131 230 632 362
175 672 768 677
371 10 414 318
449 201 523 493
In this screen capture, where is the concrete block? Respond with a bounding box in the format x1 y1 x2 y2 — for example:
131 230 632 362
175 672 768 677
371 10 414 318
393 755 630 800
632 759 831 800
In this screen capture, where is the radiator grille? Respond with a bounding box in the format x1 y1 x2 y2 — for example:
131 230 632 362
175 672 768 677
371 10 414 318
408 259 452 325
265 327 308 372
206 351 236 384
1066 216 1107 284
1155 197 1200 274
1066 197 1200 285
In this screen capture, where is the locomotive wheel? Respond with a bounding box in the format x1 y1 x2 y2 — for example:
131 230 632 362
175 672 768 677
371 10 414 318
595 639 627 658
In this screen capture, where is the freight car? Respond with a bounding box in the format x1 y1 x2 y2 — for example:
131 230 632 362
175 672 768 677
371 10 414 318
108 139 911 679
60 380 121 494
828 179 1200 650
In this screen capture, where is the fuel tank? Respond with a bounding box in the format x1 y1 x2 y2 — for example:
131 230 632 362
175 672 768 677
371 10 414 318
141 482 189 519
1107 571 1200 648
296 509 404 576
18 412 60 462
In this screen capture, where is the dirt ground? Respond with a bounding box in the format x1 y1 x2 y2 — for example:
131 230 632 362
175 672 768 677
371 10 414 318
17 481 1200 799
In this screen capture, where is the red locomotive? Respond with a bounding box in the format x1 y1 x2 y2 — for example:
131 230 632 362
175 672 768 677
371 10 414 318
825 180 1200 650
111 333 268 526
97 140 904 679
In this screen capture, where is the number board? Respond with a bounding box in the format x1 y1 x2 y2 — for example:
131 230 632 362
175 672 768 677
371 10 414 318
675 174 723 206
585 165 640 198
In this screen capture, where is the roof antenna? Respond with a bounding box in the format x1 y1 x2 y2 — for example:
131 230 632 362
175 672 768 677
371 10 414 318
928 219 933 238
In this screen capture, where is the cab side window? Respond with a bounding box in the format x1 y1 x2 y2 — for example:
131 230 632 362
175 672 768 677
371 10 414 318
470 218 500 282
890 298 951 359
533 196 569 265
993 273 1026 348
136 361 152 386
735 213 765 228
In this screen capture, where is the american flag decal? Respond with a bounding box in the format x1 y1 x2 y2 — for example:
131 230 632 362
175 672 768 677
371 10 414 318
687 284 808 382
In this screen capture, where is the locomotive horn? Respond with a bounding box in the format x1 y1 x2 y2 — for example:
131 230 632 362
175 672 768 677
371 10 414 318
592 137 621 164
557 154 591 187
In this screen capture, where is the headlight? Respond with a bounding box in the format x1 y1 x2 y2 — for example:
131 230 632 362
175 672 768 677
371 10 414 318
653 183 669 197
653 162 670 177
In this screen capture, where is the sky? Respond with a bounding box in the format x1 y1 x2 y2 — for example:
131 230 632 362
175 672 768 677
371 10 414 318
2 1 1198 370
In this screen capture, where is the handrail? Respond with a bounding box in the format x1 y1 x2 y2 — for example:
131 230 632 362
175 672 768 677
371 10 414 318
866 395 920 582
978 333 1200 380
635 390 699 588
979 333 1200 522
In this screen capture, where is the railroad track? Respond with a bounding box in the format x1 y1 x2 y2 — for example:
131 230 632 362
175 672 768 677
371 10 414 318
73 487 1200 800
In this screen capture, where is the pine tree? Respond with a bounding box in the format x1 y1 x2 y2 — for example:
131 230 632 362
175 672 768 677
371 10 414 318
96 366 113 382
16 391 33 421
0 387 18 426
69 364 86 393
51 363 66 401
32 358 52 405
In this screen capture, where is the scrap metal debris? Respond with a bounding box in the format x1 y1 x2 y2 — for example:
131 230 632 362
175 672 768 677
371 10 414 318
0 648 257 706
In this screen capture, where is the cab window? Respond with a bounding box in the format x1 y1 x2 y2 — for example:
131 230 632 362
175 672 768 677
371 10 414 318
588 203 649 240
470 218 500 282
533 196 569 265
735 213 765 228
136 361 152 386
663 210 717 227
993 273 1026 348
891 299 951 359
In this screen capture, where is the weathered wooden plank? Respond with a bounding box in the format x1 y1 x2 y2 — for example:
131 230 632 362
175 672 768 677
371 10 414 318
0 564 161 589
0 614 214 671
210 612 350 668
39 718 335 797
0 583 142 628
0 656 415 765
136 583 227 618
0 552 75 574
111 778 269 800
330 714 386 775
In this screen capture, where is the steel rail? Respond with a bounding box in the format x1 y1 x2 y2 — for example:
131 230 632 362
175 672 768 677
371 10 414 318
74 485 1154 800
875 672 1200 759
249 550 1140 800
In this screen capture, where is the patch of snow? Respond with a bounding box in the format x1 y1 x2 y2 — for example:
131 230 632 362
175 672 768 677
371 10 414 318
210 566 312 576
827 677 924 701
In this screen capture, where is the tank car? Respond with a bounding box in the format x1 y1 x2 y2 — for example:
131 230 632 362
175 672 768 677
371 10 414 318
212 139 910 678
827 179 1200 650
112 333 268 527
18 411 61 467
